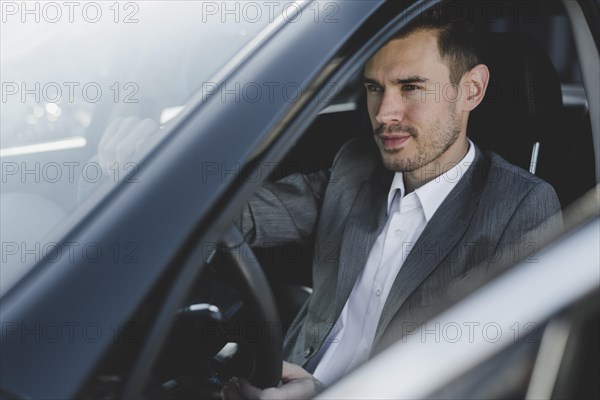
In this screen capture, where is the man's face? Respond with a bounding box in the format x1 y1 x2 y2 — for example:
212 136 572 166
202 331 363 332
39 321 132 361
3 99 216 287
363 29 465 174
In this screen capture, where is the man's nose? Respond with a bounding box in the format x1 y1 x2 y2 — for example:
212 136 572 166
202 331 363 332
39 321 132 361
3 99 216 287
375 92 405 126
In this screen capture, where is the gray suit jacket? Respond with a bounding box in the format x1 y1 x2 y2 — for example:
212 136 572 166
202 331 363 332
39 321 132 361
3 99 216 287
238 136 561 368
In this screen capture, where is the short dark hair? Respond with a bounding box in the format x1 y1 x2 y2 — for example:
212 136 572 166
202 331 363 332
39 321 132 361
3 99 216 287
395 3 481 85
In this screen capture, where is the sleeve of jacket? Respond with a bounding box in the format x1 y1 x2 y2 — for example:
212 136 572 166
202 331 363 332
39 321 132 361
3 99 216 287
236 169 331 247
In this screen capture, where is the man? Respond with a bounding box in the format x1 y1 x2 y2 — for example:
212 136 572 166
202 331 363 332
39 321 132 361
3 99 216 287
222 8 561 400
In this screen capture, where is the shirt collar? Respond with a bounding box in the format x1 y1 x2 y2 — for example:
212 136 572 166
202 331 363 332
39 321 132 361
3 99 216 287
386 140 476 221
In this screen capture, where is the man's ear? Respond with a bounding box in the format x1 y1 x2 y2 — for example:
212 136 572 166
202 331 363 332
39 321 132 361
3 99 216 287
461 64 490 111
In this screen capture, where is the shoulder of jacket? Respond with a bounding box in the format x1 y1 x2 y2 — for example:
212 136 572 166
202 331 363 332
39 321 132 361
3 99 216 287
485 150 549 188
331 136 381 170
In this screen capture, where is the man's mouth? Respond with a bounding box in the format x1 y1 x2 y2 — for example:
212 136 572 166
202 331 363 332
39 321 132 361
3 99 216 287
374 125 416 149
378 134 412 149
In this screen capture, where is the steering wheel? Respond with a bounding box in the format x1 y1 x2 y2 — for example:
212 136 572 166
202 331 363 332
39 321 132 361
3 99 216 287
217 225 283 389
151 225 282 395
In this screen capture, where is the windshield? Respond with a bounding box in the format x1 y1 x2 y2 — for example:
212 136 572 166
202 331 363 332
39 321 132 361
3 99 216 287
0 1 279 293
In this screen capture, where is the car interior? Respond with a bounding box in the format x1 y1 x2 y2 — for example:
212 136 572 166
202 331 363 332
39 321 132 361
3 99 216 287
256 1 597 332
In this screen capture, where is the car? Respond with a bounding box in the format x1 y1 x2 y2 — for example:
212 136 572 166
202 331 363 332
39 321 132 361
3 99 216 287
1 0 598 399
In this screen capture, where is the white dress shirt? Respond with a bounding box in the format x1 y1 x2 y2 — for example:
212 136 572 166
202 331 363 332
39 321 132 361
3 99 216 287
309 141 476 385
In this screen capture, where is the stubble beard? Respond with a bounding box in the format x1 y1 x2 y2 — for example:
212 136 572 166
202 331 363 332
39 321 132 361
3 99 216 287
376 107 461 173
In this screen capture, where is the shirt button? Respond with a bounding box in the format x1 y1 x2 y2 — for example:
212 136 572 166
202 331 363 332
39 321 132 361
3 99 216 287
304 346 314 358
375 288 382 296
394 229 402 238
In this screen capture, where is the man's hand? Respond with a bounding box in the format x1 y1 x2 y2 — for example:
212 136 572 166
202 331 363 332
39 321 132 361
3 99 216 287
97 116 159 178
222 361 325 400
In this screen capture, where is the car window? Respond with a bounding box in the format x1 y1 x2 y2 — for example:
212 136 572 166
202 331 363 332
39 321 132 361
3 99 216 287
1 1 272 147
0 0 282 293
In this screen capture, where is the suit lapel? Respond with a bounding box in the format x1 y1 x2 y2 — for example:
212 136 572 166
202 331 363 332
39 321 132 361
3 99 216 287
373 147 490 345
334 171 392 318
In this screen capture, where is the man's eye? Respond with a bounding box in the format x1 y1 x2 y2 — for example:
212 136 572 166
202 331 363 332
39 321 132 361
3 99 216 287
366 85 383 94
402 84 419 92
